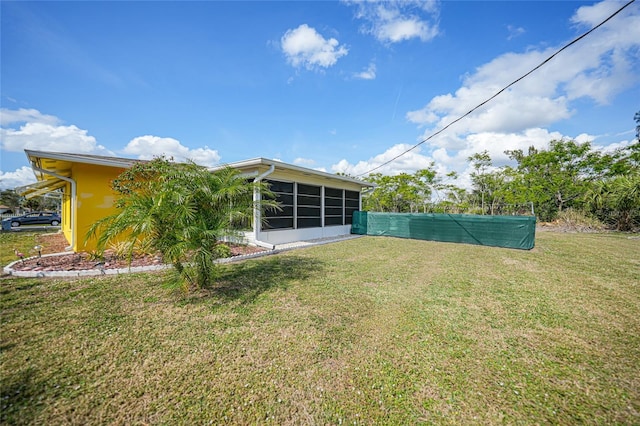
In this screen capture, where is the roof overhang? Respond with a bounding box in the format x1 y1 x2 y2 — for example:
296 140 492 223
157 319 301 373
25 150 141 182
210 157 375 188
16 178 67 199
22 151 375 194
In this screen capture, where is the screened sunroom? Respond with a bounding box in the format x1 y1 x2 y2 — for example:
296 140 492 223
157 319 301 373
211 158 374 248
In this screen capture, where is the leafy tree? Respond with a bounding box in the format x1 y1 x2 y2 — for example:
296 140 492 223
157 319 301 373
24 194 60 212
468 151 492 212
414 168 439 211
0 188 59 212
600 111 640 176
391 173 421 212
363 165 439 213
467 151 507 214
0 189 21 211
431 171 465 206
87 158 276 291
363 173 410 212
504 140 604 221
360 129 639 226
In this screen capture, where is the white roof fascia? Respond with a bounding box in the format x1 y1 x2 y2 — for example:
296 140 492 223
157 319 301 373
25 151 375 188
210 157 374 188
25 150 140 169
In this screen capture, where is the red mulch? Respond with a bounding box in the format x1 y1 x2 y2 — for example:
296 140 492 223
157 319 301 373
9 232 266 272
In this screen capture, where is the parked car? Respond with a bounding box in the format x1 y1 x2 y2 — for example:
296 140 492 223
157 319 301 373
3 212 61 227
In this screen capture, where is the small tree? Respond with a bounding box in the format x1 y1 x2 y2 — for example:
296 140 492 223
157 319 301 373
0 189 22 212
363 165 439 213
504 140 603 221
467 151 507 214
87 158 276 290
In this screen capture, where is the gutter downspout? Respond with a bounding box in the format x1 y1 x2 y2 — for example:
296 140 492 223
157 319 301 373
252 164 275 250
32 165 77 251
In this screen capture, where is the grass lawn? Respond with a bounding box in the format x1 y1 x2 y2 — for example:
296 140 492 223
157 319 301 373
1 231 639 424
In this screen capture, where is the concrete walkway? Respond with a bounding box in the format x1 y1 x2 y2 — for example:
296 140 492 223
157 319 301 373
272 234 363 251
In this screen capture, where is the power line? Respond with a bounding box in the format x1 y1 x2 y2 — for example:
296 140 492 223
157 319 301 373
356 0 637 177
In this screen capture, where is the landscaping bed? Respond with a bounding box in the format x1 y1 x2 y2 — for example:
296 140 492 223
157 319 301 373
7 232 266 272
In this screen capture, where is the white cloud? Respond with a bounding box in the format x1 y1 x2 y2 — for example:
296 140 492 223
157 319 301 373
377 17 437 43
406 1 640 143
281 24 348 70
0 108 60 126
571 0 625 27
0 108 219 188
0 108 113 156
405 108 438 125
0 166 37 190
426 128 570 173
123 135 221 167
592 139 632 154
457 95 573 134
331 143 440 177
354 62 377 80
292 157 328 173
506 25 525 40
293 157 316 167
575 133 596 144
564 48 637 104
455 128 565 167
347 0 440 44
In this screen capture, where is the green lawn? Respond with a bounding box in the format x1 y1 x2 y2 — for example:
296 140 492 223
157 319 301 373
1 231 639 424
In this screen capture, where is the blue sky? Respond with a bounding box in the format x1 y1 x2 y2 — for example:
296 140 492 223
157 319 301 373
1 0 639 190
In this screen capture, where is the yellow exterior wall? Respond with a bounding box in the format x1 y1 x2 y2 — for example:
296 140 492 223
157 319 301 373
61 181 73 246
72 163 125 252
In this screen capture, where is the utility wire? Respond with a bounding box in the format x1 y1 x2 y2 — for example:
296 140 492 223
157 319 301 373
356 0 637 177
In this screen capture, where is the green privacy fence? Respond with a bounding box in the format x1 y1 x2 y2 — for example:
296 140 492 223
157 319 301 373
352 211 536 250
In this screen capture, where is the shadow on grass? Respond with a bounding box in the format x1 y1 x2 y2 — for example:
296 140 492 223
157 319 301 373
204 255 323 305
0 367 44 425
0 280 41 295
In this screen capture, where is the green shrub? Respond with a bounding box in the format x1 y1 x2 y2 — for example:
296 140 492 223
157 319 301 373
215 243 232 259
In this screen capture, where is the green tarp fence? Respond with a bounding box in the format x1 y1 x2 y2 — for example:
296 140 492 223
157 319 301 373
352 211 536 250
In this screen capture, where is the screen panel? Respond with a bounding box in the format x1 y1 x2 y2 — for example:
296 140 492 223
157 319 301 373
263 179 295 230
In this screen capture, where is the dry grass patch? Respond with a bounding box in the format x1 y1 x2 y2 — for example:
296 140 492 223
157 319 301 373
1 231 639 424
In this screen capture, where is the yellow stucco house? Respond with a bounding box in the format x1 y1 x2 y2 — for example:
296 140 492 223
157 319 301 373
19 150 374 252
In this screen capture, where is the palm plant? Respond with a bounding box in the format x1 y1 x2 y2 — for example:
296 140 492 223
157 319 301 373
86 158 277 290
586 173 640 231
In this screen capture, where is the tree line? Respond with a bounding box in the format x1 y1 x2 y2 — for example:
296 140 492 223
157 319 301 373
0 189 59 213
362 112 640 231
